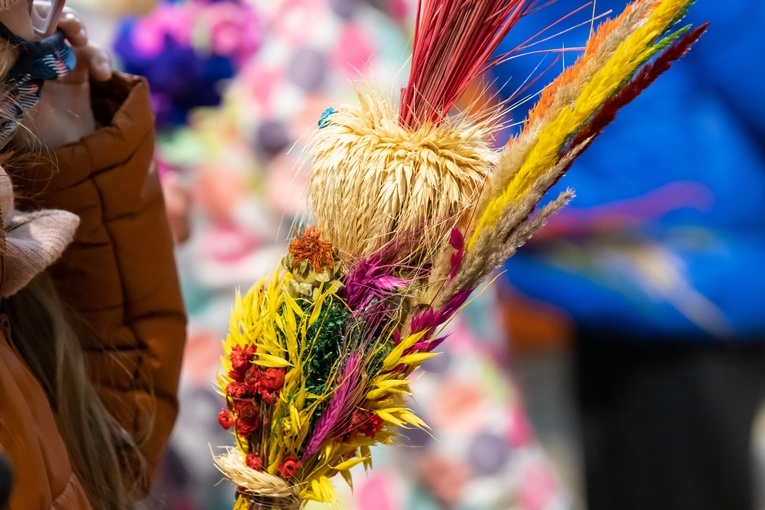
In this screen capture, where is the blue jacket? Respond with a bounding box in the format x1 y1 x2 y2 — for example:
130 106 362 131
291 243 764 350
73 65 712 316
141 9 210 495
492 1 765 341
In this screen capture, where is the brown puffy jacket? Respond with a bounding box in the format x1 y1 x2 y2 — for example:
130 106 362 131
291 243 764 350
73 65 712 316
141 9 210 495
0 74 187 508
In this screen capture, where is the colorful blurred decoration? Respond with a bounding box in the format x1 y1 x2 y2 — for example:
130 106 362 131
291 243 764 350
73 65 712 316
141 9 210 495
207 0 705 508
113 0 263 127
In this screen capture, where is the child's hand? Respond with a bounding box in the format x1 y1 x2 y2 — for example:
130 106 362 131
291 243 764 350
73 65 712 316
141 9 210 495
56 9 113 84
22 8 113 149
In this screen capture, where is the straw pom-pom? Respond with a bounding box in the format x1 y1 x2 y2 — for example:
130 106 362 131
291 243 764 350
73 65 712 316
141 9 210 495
308 93 493 263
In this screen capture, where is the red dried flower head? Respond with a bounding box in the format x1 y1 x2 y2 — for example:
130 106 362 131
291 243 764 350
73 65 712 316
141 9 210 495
244 365 261 394
245 453 263 471
230 345 256 381
260 368 285 391
235 400 260 437
235 400 259 420
236 420 258 438
289 226 335 272
259 389 275 405
217 409 235 430
345 410 384 441
350 411 365 430
358 414 384 438
228 369 245 383
236 418 259 438
226 382 249 399
278 455 301 478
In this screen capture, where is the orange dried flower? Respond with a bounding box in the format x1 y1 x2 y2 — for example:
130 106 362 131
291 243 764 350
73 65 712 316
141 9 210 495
288 226 335 271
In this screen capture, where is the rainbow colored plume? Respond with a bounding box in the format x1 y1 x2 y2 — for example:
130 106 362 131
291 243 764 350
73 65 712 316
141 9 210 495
213 1 706 508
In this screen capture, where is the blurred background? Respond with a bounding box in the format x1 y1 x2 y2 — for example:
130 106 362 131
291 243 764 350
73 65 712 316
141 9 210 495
70 0 765 508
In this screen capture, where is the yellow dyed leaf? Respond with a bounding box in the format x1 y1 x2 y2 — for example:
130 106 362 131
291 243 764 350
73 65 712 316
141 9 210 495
340 468 354 489
283 292 305 318
381 354 400 372
290 406 301 433
320 476 335 502
381 331 428 371
366 377 413 400
397 352 438 366
311 479 323 501
399 411 429 429
360 446 373 469
295 384 306 409
308 297 324 327
366 385 410 401
377 410 404 427
285 367 301 385
397 330 427 352
254 353 291 368
299 487 314 501
375 379 411 390
267 458 280 475
332 455 369 471
283 304 299 333
377 406 408 413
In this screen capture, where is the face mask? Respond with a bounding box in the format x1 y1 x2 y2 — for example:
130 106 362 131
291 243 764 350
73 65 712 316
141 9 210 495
0 23 76 148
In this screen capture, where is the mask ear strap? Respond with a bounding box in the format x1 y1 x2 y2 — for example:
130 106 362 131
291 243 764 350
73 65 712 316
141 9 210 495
0 22 68 55
0 24 67 57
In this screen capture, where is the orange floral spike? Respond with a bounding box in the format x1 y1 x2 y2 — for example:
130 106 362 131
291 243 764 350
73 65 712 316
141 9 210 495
521 1 648 132
289 227 335 272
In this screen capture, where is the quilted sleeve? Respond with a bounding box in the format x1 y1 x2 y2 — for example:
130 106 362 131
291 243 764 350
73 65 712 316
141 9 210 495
22 73 187 494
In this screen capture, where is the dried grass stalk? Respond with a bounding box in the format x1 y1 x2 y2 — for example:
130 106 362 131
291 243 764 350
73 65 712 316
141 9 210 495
213 448 300 504
436 140 586 306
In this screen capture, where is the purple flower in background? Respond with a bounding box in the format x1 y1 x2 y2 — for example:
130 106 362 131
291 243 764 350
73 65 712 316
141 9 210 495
113 0 262 128
207 1 262 66
131 3 194 57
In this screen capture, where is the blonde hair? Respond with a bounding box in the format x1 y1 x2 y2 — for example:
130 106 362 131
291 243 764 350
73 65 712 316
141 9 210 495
0 32 149 510
4 275 148 509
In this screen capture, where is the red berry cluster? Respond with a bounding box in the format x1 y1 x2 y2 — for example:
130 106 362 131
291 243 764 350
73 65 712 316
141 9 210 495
342 410 384 442
218 345 287 440
217 399 261 437
225 345 286 404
